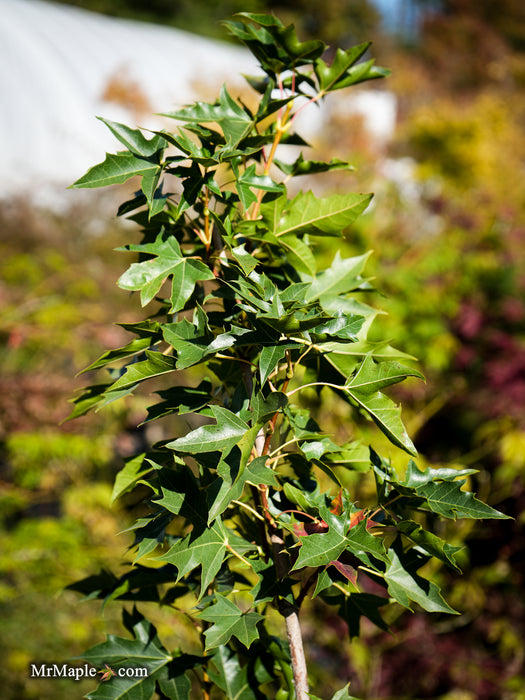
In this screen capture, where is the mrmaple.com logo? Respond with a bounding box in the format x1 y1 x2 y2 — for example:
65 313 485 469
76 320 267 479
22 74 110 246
29 662 149 682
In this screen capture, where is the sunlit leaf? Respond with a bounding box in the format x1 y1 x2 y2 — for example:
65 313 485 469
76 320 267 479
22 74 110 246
198 595 263 649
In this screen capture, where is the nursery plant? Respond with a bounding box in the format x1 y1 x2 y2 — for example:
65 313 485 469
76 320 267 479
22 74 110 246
69 13 508 700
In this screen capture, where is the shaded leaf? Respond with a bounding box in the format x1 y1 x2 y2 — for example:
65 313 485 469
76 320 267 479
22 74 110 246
111 453 154 503
397 520 462 572
384 547 457 614
208 646 260 700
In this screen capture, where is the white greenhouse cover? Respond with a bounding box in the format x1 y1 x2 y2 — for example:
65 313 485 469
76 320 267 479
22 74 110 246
0 0 396 204
0 0 259 199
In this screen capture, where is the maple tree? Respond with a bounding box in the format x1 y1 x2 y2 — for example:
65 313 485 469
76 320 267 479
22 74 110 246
68 13 508 699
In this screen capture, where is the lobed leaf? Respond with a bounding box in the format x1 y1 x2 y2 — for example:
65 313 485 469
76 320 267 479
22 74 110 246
71 151 158 189
118 236 214 312
198 595 263 650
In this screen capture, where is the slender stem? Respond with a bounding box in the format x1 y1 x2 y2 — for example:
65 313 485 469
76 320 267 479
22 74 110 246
232 499 266 522
203 185 211 252
248 99 294 222
271 531 309 699
226 543 252 568
268 437 299 457
285 608 309 700
279 509 319 522
286 381 344 398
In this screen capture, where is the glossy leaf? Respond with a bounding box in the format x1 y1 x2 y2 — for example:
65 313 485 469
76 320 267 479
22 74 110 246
164 85 254 147
384 548 458 614
107 351 177 393
159 517 255 597
111 453 154 503
208 647 260 700
314 43 389 93
97 117 166 158
80 336 158 375
291 508 388 572
397 520 463 572
415 479 510 520
67 13 507 699
263 191 373 238
72 151 158 189
166 406 251 455
118 236 214 312
305 251 372 302
198 595 264 649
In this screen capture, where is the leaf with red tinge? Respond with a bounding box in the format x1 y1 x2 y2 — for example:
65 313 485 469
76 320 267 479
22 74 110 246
328 560 358 587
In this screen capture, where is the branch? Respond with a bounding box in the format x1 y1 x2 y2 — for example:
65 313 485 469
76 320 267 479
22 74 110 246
271 531 309 699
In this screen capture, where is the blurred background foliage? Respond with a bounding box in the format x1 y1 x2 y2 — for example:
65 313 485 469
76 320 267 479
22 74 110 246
1 1 525 698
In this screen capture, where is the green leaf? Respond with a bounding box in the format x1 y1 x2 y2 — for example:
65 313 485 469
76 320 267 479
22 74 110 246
305 251 372 302
207 455 278 523
397 520 463 572
251 391 288 424
79 631 170 672
274 154 353 177
320 338 416 364
164 85 254 147
230 244 259 275
208 647 260 700
279 234 317 275
325 355 421 454
65 383 111 420
309 684 363 700
85 674 156 700
348 390 416 455
235 163 285 210
80 612 176 699
402 461 478 487
345 356 424 394
97 117 166 157
310 313 365 342
291 509 388 572
384 547 458 614
108 351 177 393
111 453 154 503
314 43 389 93
157 670 190 700
198 595 263 649
166 406 251 455
159 518 254 596
225 14 324 74
264 191 372 238
156 655 203 700
143 381 212 422
80 336 158 374
118 236 214 312
72 151 159 189
415 479 510 520
259 344 287 386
